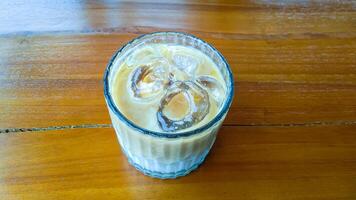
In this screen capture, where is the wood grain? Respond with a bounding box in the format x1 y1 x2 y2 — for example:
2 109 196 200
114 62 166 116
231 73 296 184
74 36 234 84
1 127 356 199
0 0 355 199
1 34 355 127
0 1 355 35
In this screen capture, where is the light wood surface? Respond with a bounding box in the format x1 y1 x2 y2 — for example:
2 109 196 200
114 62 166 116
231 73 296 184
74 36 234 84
0 0 355 199
1 126 356 199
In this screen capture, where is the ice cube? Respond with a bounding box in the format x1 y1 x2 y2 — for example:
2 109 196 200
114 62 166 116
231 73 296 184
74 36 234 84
157 81 210 132
126 46 161 67
129 59 170 100
168 66 190 83
196 75 225 107
172 52 199 76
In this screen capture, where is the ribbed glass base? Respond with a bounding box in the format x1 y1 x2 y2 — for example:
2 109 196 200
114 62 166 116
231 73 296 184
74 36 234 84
121 147 210 179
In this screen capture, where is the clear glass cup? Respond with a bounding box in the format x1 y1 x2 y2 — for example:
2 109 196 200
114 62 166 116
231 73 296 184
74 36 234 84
103 32 234 179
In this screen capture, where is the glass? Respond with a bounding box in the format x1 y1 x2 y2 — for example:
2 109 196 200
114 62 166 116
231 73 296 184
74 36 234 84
103 32 234 179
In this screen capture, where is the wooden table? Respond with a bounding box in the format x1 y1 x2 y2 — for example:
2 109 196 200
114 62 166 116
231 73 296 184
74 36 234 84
1 1 355 199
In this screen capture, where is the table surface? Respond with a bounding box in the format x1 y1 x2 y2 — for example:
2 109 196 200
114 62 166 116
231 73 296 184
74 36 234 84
1 0 355 199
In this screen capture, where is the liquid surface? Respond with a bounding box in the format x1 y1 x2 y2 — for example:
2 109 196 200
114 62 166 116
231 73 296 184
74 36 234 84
112 44 226 133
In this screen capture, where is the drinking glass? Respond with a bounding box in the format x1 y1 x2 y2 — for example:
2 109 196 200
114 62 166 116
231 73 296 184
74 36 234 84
103 32 234 179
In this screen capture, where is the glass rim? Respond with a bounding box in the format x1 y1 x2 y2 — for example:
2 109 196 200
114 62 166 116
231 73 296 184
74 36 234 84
103 31 234 138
